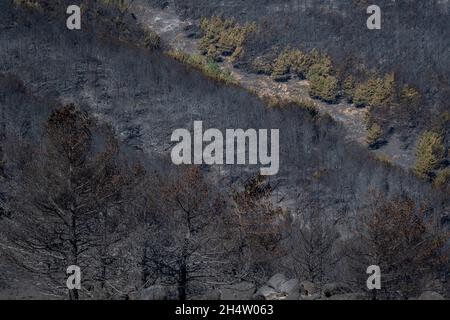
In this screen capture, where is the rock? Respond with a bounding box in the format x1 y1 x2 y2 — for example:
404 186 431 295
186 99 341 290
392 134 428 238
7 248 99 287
267 273 287 291
254 285 277 299
253 285 287 300
139 285 178 300
300 293 321 300
417 291 445 300
300 280 318 296
279 279 299 300
322 282 352 298
220 282 256 300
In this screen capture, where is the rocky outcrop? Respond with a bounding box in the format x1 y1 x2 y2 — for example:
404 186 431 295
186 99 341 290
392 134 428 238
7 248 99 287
253 274 300 300
254 275 365 300
299 280 318 296
416 291 445 300
254 274 300 300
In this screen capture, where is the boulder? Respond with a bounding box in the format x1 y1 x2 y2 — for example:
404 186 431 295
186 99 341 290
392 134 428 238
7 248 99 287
300 280 318 296
279 279 300 300
300 293 321 300
267 273 287 291
253 285 288 300
417 291 445 300
254 285 278 300
220 282 256 300
322 282 352 298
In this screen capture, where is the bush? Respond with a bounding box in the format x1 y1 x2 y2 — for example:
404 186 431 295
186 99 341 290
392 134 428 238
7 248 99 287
167 50 235 84
400 85 421 109
433 168 450 188
308 74 339 103
354 73 396 108
365 123 383 148
306 52 333 78
343 76 355 103
396 84 422 123
413 131 445 179
259 95 318 117
291 98 319 117
251 56 274 75
272 48 311 79
143 28 161 49
198 16 257 62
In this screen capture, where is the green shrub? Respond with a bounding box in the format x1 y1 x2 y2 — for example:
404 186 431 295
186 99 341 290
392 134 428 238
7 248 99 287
203 58 234 83
343 75 356 103
308 74 339 103
272 48 311 79
167 50 235 84
259 95 317 117
400 85 421 109
199 16 257 61
272 49 292 77
372 73 396 107
291 98 319 117
143 28 161 49
306 53 333 78
433 168 450 188
354 73 396 108
413 131 445 179
365 123 383 148
251 56 274 75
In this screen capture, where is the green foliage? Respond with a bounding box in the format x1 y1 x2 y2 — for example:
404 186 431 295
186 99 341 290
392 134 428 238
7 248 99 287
306 51 333 78
167 50 235 84
433 168 450 188
343 76 356 103
354 73 396 108
441 111 450 123
308 74 339 103
413 131 445 179
143 28 161 49
272 48 311 79
400 85 421 109
292 98 319 118
259 95 318 117
304 51 338 103
251 56 274 75
365 123 383 148
199 16 257 62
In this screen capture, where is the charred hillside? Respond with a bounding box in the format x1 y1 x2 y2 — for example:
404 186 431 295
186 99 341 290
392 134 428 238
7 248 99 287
0 1 449 300
172 0 450 103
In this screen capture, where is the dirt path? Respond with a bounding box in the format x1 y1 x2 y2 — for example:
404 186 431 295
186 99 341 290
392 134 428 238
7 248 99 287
129 0 414 168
